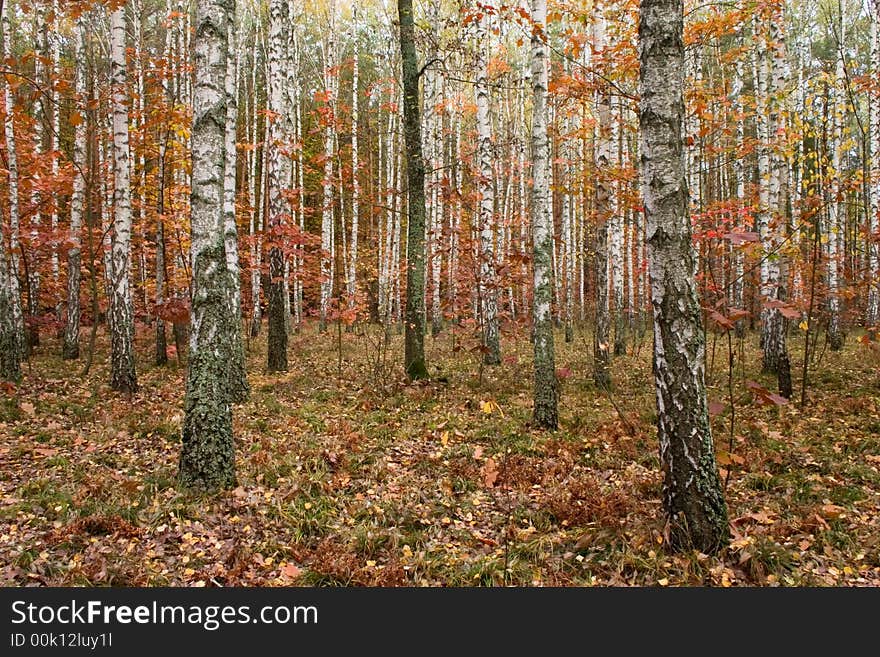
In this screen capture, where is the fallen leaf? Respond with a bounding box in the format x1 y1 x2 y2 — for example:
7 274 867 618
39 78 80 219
482 457 499 488
280 563 302 580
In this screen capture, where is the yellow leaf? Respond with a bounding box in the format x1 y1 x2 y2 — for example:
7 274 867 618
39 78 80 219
440 431 449 447
480 400 493 414
798 320 809 331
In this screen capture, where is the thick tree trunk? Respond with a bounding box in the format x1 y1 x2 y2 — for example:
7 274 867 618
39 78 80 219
109 7 138 393
639 0 729 553
398 0 427 379
530 0 558 429
179 0 237 492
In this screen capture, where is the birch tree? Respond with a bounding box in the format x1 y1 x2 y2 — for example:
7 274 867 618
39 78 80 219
319 1 338 332
109 7 138 393
266 0 292 371
63 18 87 361
827 0 847 351
639 0 728 553
476 10 500 365
347 5 360 323
530 0 558 429
179 0 237 492
1 8 23 377
867 1 879 328
223 6 248 400
763 3 792 396
593 10 612 388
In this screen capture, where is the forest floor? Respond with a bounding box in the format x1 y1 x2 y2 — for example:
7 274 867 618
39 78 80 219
1 320 879 587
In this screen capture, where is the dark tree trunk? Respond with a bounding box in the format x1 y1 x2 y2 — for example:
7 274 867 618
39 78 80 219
639 0 729 554
398 0 427 380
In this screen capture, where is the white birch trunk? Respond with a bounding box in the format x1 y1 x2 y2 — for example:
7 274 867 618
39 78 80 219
109 7 138 393
63 18 87 361
476 11 500 364
2 10 25 363
827 0 846 350
319 1 337 331
530 0 557 428
347 6 360 321
867 5 879 327
179 0 236 492
266 0 292 370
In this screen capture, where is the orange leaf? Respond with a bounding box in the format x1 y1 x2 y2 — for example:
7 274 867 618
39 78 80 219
482 457 498 488
280 563 302 580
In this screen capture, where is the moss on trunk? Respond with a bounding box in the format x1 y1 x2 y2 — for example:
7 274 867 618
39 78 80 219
179 242 236 492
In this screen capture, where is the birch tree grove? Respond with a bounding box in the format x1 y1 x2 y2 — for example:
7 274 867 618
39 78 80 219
6 0 880 587
108 7 138 393
639 0 728 553
179 0 237 492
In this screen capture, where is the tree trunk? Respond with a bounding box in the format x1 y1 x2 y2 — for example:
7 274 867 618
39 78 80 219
266 0 291 371
765 5 791 397
827 0 847 351
319 3 338 332
639 0 729 553
398 0 427 379
63 19 87 361
593 11 612 388
109 7 139 394
347 6 360 325
223 12 248 400
867 5 879 327
530 0 558 429
476 12 500 365
179 0 237 492
2 10 25 368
